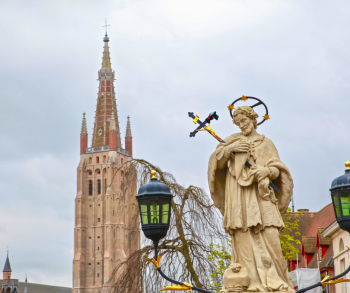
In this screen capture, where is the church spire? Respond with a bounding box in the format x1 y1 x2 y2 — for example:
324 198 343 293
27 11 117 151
125 116 132 138
125 116 133 157
91 34 121 148
81 112 87 134
3 252 12 280
80 113 88 154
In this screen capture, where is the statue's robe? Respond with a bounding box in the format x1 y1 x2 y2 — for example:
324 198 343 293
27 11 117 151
208 133 294 292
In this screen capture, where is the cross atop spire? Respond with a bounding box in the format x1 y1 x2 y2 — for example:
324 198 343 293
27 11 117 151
102 19 110 36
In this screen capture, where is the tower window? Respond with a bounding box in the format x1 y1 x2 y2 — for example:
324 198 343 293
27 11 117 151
98 247 100 250
121 158 123 164
104 179 107 193
89 237 91 239
96 157 100 163
98 218 100 222
113 210 115 216
90 205 92 207
97 262 100 265
89 180 93 195
97 236 100 239
97 273 99 277
88 171 92 176
89 263 91 266
103 156 106 163
89 157 92 164
98 180 101 195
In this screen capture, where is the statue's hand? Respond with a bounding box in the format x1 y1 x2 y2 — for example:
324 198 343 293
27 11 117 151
249 165 270 181
227 141 250 153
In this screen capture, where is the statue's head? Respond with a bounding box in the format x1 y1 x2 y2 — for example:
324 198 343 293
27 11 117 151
232 106 258 136
229 263 241 273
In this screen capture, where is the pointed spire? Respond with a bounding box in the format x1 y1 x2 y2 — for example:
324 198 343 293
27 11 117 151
25 273 27 282
101 34 111 71
81 112 87 134
126 116 132 138
110 111 117 131
3 252 11 272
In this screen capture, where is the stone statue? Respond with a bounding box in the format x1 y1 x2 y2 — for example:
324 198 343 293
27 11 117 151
208 106 294 293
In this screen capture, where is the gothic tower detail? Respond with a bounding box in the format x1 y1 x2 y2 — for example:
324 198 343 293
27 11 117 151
125 116 132 157
73 33 140 293
1 253 19 293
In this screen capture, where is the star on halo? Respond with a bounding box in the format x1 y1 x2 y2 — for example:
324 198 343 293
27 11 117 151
227 104 234 110
263 114 270 120
240 95 248 101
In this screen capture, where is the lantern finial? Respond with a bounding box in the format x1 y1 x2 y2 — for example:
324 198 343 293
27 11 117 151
151 170 157 178
345 162 350 170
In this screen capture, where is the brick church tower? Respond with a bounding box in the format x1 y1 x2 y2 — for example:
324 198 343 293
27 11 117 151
72 33 140 293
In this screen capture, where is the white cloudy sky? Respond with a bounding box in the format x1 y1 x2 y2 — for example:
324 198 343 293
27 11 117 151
1 0 350 287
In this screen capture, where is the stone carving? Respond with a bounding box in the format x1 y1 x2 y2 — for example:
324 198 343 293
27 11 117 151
208 106 294 293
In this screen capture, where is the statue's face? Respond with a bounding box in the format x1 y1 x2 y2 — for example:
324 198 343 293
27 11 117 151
234 113 254 136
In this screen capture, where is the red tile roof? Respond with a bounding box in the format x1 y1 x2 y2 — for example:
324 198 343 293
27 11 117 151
305 203 336 236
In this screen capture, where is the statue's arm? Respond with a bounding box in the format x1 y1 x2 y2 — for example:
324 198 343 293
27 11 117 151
216 145 232 169
268 166 280 180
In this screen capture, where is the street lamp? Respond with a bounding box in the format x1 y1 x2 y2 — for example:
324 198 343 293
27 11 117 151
136 170 211 293
136 170 172 257
297 162 350 293
330 161 350 233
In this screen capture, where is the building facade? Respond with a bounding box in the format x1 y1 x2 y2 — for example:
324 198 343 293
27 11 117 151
72 33 140 293
323 221 350 293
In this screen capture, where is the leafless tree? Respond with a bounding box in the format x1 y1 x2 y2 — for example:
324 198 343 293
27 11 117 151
109 159 228 293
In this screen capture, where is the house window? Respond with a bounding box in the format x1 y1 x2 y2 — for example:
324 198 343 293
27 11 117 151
89 180 93 195
96 157 99 163
98 180 101 194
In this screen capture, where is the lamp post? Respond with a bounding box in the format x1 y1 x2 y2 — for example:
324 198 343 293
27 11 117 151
296 162 350 293
136 170 211 293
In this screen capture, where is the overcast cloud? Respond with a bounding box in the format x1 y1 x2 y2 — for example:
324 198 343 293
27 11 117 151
0 0 349 287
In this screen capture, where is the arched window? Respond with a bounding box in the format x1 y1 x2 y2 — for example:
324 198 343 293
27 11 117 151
89 157 92 164
103 156 106 163
104 178 107 193
121 158 123 164
89 180 93 195
96 156 99 163
97 180 101 195
340 238 345 252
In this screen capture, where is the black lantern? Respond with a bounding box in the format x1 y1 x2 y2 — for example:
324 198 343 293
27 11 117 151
136 170 172 246
330 161 350 233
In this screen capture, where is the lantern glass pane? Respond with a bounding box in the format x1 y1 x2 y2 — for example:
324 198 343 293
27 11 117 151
140 202 148 225
340 193 350 216
162 201 170 224
333 194 341 217
150 200 160 224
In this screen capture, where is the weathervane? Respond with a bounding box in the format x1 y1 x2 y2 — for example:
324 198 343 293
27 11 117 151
188 95 279 193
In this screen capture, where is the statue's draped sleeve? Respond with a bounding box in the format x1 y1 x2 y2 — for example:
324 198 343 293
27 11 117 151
208 134 293 216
